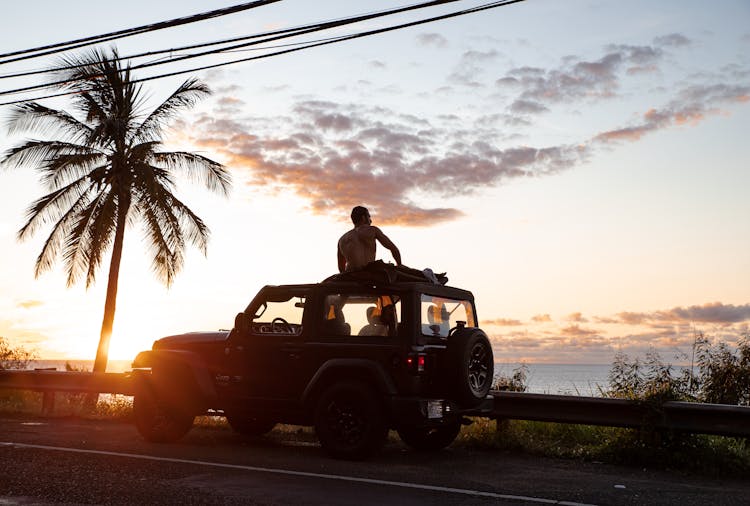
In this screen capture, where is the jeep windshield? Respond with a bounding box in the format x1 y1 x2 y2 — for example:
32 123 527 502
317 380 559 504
420 294 476 338
249 289 307 335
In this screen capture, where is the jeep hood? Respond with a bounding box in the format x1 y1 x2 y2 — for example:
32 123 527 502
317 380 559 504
153 331 229 349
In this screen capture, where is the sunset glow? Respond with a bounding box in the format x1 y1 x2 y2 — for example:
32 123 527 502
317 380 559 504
1 0 748 366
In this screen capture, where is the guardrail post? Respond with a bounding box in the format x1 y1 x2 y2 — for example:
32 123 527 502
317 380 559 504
42 391 55 415
35 367 58 415
495 417 509 434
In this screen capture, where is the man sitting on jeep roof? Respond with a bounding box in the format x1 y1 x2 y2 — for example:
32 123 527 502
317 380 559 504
337 206 401 272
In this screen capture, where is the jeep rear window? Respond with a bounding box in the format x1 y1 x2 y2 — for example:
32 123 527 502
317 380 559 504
420 294 476 338
322 294 401 338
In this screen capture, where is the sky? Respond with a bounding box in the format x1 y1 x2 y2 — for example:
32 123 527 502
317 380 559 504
0 0 748 366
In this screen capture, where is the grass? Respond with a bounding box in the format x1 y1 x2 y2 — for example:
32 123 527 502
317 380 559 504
456 416 750 478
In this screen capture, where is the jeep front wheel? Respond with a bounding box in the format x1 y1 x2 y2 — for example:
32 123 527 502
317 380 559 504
133 379 194 443
397 422 462 451
314 381 387 460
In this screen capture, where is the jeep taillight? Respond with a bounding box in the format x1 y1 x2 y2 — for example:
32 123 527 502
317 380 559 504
406 353 426 373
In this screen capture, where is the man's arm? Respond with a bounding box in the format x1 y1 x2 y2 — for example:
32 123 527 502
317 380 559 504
374 228 402 266
337 245 347 273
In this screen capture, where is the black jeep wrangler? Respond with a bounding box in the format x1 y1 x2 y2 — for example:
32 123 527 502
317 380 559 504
131 263 494 459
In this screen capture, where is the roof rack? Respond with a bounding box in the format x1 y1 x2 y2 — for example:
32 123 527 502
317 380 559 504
323 260 448 286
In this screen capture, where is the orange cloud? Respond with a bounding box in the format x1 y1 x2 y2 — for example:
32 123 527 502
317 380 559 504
531 313 552 323
16 300 44 309
482 318 524 326
595 84 750 144
187 100 587 227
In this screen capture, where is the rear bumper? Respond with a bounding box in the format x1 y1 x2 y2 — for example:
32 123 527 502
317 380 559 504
389 395 493 426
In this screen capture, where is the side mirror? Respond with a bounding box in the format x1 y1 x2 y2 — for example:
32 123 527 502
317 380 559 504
234 312 251 334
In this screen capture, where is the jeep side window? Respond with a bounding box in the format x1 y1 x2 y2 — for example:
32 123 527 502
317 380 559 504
250 294 305 335
420 295 475 337
322 294 400 338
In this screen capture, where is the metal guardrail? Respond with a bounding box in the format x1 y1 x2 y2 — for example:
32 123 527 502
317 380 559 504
492 391 750 437
0 370 133 395
0 370 133 414
1 370 749 437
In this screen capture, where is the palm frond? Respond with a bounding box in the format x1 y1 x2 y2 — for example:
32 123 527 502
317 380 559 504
62 190 118 287
5 102 93 143
42 153 108 190
153 151 231 196
159 188 210 254
17 172 98 240
136 197 183 287
133 78 210 143
32 183 99 278
1 139 99 173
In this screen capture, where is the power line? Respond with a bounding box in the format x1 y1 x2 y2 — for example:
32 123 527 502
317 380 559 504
0 0 461 80
0 0 282 64
0 0 463 97
128 0 527 86
0 0 527 107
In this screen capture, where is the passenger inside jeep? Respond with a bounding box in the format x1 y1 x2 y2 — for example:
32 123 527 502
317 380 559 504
359 306 388 336
423 303 450 336
322 294 400 338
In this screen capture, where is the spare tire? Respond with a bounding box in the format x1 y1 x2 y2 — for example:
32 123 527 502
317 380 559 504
448 328 494 406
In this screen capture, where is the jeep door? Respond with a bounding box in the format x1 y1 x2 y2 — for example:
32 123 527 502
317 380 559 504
228 287 312 405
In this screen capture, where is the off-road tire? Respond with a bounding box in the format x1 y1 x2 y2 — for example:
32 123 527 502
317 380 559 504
397 421 462 451
133 377 194 443
448 328 494 406
225 413 277 436
314 381 388 460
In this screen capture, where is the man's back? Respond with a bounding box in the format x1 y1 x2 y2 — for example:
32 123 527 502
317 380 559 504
338 226 377 272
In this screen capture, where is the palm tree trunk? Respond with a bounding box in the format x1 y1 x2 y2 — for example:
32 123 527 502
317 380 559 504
93 196 129 373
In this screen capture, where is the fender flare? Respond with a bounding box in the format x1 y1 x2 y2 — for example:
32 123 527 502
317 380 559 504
132 349 218 410
301 358 397 406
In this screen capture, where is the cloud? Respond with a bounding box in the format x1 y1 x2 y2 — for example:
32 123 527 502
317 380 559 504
615 302 750 325
531 313 552 323
594 84 750 143
482 318 523 326
566 312 588 323
188 100 589 226
560 324 600 337
16 300 43 309
417 33 448 48
497 51 628 107
493 41 678 115
654 33 692 48
448 49 500 87
509 99 549 114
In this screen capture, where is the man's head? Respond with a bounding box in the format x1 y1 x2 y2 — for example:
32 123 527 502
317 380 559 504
350 206 371 226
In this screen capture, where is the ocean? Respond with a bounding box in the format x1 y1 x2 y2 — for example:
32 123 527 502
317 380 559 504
30 360 614 396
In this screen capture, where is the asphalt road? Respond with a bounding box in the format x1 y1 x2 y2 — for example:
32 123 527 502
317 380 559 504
0 413 747 505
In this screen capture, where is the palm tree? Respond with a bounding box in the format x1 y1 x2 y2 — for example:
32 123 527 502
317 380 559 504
1 48 231 372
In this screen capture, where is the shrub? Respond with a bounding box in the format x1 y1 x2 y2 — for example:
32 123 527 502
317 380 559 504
608 349 696 403
493 363 529 392
695 332 750 406
0 336 37 370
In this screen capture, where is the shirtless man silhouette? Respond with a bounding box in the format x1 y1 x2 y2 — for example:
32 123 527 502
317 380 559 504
337 206 402 273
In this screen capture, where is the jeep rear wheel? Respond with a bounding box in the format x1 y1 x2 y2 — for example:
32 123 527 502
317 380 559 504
449 329 494 406
133 379 194 443
314 381 387 460
225 413 276 436
397 422 462 451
